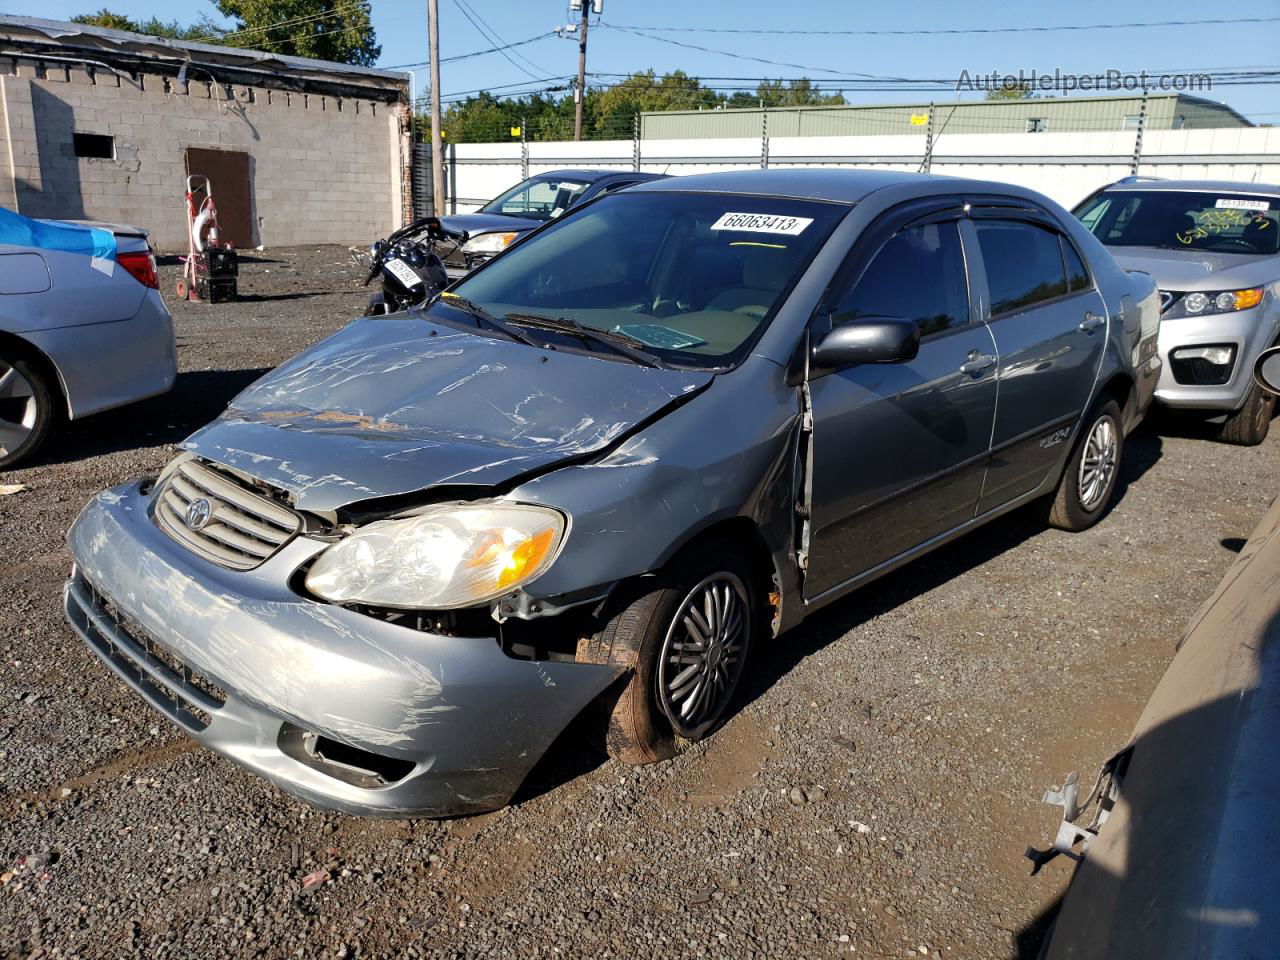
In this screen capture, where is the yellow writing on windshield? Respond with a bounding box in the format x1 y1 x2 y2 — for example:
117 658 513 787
1175 209 1273 246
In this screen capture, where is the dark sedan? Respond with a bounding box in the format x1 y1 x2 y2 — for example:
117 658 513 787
435 169 667 277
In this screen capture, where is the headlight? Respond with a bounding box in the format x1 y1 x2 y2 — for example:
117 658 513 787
305 502 565 609
1169 287 1264 318
462 232 517 256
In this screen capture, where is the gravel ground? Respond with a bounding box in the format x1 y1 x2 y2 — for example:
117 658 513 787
0 246 1276 959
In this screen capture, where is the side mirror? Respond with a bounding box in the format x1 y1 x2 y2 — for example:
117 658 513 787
811 317 920 373
1255 345 1280 396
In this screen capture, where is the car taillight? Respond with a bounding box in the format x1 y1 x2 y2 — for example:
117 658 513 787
117 251 159 289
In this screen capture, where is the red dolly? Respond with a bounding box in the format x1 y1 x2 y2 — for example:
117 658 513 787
177 174 238 303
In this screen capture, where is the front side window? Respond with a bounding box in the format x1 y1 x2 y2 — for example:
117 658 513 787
480 176 592 221
831 221 970 338
1073 190 1279 255
445 192 847 368
975 221 1068 316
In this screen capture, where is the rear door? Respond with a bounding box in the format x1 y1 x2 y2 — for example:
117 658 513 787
803 203 999 599
966 214 1107 511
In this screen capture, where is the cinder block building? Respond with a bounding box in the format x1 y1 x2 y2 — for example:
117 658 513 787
0 15 412 250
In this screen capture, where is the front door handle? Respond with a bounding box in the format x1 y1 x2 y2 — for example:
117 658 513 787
959 351 997 376
1079 312 1105 333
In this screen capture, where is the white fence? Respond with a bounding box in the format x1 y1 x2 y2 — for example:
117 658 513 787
441 127 1280 214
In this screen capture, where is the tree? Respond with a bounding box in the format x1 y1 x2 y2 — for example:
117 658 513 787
74 1 380 65
213 0 380 66
72 9 226 41
728 78 846 109
985 83 1038 100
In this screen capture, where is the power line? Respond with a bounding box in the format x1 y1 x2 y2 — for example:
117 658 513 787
453 0 553 79
387 32 555 69
601 24 905 80
599 16 1280 37
450 0 555 82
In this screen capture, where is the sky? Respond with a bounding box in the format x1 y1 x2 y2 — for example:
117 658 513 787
25 0 1280 122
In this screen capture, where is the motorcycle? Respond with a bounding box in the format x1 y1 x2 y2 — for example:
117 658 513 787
359 216 467 316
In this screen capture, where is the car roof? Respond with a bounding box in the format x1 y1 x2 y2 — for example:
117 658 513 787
624 168 944 204
1100 178 1280 196
529 169 666 183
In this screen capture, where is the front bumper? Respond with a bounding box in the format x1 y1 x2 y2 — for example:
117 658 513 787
64 481 622 817
1154 305 1275 412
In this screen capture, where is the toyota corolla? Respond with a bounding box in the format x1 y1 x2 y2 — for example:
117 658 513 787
64 170 1159 817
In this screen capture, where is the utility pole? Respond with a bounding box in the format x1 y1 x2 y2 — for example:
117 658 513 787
427 0 444 214
573 1 590 140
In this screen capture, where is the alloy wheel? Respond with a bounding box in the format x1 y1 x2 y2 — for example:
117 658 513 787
0 361 37 459
656 572 750 739
1077 415 1118 511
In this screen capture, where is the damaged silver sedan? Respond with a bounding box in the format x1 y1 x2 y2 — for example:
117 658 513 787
65 170 1159 816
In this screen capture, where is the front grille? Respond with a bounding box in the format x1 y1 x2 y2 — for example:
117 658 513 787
154 458 301 570
66 573 227 732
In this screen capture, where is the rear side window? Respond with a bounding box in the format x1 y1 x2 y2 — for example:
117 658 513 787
1063 238 1090 292
833 221 970 337
975 221 1068 316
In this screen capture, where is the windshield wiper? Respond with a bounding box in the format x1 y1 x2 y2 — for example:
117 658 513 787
435 295 543 348
504 313 663 368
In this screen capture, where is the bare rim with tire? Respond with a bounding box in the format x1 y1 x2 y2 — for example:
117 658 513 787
0 354 54 469
577 548 759 764
1048 397 1124 532
656 572 750 740
1076 415 1118 512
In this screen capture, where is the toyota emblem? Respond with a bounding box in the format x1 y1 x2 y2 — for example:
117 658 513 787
185 497 213 532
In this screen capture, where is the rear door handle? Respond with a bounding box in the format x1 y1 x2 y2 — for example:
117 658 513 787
959 352 997 376
1079 312 1105 333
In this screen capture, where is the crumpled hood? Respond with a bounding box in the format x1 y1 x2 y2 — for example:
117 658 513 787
1112 247 1278 291
183 313 712 512
439 212 539 237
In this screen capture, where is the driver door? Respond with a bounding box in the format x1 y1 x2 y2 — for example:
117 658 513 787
803 208 999 599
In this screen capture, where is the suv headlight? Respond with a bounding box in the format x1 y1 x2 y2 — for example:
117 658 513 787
1166 287 1264 318
462 232 517 256
305 502 565 609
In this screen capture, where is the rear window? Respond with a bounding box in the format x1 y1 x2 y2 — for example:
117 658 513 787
1074 190 1280 255
975 221 1069 316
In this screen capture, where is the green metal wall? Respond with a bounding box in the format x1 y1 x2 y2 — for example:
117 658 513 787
640 94 1250 140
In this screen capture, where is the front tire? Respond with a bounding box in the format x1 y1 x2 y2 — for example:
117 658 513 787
577 548 758 765
1048 398 1123 532
0 353 55 470
1218 381 1273 446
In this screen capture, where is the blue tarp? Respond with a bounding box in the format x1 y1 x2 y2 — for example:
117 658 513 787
0 206 116 275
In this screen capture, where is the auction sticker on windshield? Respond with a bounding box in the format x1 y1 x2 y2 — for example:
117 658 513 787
1215 198 1271 212
710 212 813 235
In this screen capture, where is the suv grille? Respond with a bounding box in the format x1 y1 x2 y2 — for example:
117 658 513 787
154 458 301 570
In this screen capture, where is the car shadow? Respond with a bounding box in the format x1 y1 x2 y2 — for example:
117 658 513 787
231 292 327 303
155 254 284 267
1145 403 1278 444
35 367 270 466
738 424 1163 718
508 703 610 809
